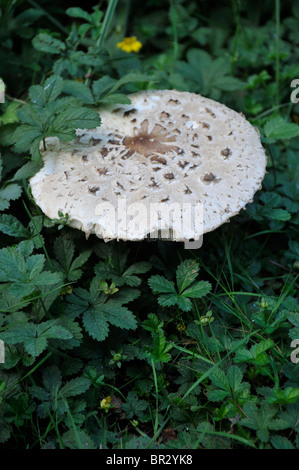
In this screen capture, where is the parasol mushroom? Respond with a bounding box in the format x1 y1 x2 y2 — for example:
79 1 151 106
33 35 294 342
30 90 267 246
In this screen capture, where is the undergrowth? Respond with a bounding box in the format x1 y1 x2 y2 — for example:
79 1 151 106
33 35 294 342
0 0 298 449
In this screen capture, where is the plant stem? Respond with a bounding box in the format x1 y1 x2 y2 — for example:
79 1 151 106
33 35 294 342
6 94 27 105
151 359 159 435
85 0 119 86
231 0 241 75
169 0 179 72
275 0 280 105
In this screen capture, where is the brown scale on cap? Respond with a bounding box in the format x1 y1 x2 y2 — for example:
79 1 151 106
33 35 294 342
122 119 179 158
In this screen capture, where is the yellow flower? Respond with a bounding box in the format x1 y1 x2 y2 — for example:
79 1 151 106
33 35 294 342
177 323 186 332
117 36 142 53
100 396 112 410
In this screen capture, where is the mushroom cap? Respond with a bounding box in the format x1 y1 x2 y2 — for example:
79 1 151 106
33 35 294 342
30 90 267 242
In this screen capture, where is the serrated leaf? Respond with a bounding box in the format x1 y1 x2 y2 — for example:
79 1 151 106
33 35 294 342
13 86 100 159
1 321 72 357
175 49 245 98
264 116 299 142
122 391 148 419
157 293 180 308
271 435 295 449
59 377 90 398
83 309 109 341
32 33 66 54
11 161 42 181
268 208 291 221
148 275 176 294
146 330 173 363
95 253 149 287
62 80 94 104
0 246 62 298
36 320 73 341
175 295 193 312
101 93 131 105
0 183 22 210
30 75 64 106
113 287 140 304
62 429 95 450
0 215 28 238
240 402 277 442
268 387 299 405
92 76 116 100
176 259 200 294
181 280 212 298
42 365 62 393
102 301 137 330
66 7 92 22
69 250 92 281
108 72 156 95
48 106 101 141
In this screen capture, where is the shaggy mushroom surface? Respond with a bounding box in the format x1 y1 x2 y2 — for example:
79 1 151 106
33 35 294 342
30 90 267 241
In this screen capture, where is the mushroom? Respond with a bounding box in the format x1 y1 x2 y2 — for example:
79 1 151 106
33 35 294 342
30 90 267 245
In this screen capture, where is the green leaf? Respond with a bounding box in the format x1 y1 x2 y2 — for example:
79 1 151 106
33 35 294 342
100 93 131 105
0 246 62 298
67 276 137 341
176 259 200 294
0 214 29 238
122 262 151 286
108 72 157 95
148 275 176 294
0 102 21 124
175 49 245 98
62 429 96 450
32 33 66 54
59 377 90 398
122 391 148 419
112 287 140 304
267 208 291 221
83 309 109 342
0 183 22 211
264 116 299 143
181 280 212 298
92 76 116 100
142 313 164 333
11 161 41 181
269 403 299 431
53 233 92 282
95 249 150 287
48 106 101 141
13 124 42 155
175 295 193 312
30 75 64 106
1 320 72 357
208 365 250 403
271 436 295 450
62 80 95 104
235 339 274 366
268 387 299 405
240 402 277 443
101 301 138 331
66 7 92 22
149 263 211 312
92 72 155 104
209 367 230 392
157 293 181 308
146 330 173 363
13 84 100 160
